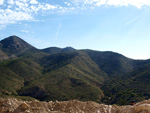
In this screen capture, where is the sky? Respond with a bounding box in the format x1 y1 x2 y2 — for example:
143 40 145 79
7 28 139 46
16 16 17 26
0 0 150 60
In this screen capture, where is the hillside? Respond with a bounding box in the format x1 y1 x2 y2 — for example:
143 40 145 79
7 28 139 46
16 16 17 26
0 35 38 60
0 35 150 105
18 51 106 102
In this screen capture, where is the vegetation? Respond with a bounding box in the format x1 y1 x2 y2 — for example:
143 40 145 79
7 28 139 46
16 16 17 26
0 35 150 105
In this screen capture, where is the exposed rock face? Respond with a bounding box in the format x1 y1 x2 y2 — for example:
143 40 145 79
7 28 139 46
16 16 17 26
0 98 150 113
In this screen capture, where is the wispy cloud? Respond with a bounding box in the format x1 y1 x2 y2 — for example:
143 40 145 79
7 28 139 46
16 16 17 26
1 0 150 29
55 23 62 40
20 30 34 34
84 0 150 8
117 8 149 32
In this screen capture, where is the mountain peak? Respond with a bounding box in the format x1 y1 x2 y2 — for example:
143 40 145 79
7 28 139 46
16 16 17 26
7 35 20 39
0 35 28 46
41 46 76 54
0 35 37 56
2 35 24 42
62 47 76 52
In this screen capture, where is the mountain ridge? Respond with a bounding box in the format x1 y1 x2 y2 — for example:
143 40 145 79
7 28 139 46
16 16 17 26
0 35 144 60
0 35 150 105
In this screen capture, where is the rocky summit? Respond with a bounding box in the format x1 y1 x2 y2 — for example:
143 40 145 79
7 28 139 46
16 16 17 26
0 98 150 113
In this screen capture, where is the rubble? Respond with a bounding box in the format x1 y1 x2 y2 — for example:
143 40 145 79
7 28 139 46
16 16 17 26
0 98 150 113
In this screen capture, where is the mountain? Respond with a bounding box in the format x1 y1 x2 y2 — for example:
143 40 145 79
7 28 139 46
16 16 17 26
101 59 150 105
41 46 76 54
41 47 62 54
18 51 105 102
0 35 150 105
62 47 76 52
0 35 38 60
84 50 135 78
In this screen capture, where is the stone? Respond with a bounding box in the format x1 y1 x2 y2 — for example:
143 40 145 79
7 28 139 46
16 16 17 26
19 102 30 110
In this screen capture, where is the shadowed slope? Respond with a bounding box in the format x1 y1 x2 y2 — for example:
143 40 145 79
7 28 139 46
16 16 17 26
0 36 38 60
18 51 106 102
0 35 150 105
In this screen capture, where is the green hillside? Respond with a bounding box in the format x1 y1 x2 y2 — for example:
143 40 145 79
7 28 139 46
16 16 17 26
101 60 150 105
18 51 106 102
0 58 43 94
0 35 150 105
84 50 135 78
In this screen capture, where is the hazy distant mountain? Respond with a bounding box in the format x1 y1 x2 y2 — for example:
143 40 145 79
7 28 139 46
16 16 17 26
41 46 76 54
0 35 150 105
62 47 76 52
41 47 62 54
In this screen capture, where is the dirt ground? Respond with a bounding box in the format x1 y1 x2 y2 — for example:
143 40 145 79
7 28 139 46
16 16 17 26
0 98 150 113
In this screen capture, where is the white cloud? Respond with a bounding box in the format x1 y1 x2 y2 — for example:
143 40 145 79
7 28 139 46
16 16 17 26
84 0 150 8
0 0 4 5
125 0 150 8
1 0 150 29
37 4 57 10
64 2 71 6
0 0 60 28
30 0 38 4
21 0 29 3
0 9 33 24
7 0 14 5
96 0 107 6
20 30 34 34
15 1 27 10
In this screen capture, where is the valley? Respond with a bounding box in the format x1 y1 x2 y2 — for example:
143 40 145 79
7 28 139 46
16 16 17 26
0 36 150 105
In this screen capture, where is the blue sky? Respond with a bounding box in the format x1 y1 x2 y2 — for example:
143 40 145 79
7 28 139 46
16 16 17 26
0 0 150 59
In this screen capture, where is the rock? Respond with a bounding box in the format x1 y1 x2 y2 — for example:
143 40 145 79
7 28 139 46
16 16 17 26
0 97 150 113
13 102 30 113
0 98 4 107
19 102 30 110
134 104 150 113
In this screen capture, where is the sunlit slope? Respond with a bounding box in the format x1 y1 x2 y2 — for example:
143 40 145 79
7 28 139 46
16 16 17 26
18 51 106 102
1 36 150 105
0 59 42 94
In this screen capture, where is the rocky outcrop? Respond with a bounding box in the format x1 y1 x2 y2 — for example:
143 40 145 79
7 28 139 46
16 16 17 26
0 98 150 113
